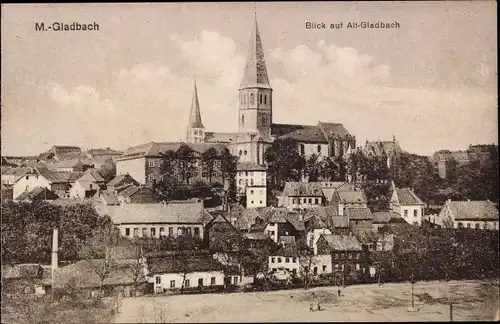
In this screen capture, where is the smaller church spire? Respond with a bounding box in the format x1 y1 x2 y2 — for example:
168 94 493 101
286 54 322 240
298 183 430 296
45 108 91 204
188 78 204 129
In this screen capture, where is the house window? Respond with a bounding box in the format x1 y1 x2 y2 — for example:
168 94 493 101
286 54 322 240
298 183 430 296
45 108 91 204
244 150 247 156
170 280 175 288
300 144 305 155
149 160 155 167
233 276 239 285
458 222 464 229
271 257 275 263
239 179 242 185
404 210 408 217
413 210 418 217
483 222 488 230
292 257 297 263
322 265 327 272
251 201 254 204
317 145 321 153
125 228 130 236
262 115 267 126
194 227 200 237
313 267 318 275
278 257 282 263
151 228 156 237
142 228 148 237
475 223 480 229
466 223 471 228
133 228 139 237
184 280 190 288
315 198 319 204
156 276 161 284
239 150 242 156
264 95 267 104
250 179 254 185
260 201 263 204
211 277 216 285
308 198 312 204
148 174 154 182
168 227 174 236
178 228 183 235
250 190 254 195
285 257 290 263
159 227 165 236
258 94 262 104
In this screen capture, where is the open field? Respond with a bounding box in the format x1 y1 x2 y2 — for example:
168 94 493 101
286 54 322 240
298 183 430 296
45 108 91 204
114 279 500 323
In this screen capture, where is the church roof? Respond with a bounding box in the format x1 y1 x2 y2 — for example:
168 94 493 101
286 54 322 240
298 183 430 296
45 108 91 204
278 125 328 144
240 15 271 90
119 142 227 159
188 80 204 129
204 132 238 143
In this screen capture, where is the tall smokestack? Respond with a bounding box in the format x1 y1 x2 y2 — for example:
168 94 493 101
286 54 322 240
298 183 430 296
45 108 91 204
51 228 58 286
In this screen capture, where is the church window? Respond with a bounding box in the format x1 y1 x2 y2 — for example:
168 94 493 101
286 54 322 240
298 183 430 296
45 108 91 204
250 93 255 105
264 95 267 104
241 114 245 126
262 115 266 126
239 150 242 156
244 150 247 156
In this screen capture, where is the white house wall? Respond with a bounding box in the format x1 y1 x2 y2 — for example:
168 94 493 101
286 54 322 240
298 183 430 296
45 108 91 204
116 158 146 185
13 174 51 199
149 270 224 293
246 187 267 208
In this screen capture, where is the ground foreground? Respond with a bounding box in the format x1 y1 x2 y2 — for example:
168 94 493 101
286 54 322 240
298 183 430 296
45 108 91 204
114 279 499 323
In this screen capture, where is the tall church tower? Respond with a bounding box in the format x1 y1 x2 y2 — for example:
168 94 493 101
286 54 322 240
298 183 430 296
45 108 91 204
238 14 272 137
186 79 205 144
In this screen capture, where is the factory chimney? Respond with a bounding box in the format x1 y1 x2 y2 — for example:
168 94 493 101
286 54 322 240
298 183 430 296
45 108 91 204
51 228 59 289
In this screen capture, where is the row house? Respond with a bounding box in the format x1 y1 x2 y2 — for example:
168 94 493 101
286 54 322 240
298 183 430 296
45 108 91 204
279 182 325 211
435 199 499 230
13 167 83 199
316 234 364 278
116 142 227 187
97 201 212 239
389 183 425 226
331 188 368 216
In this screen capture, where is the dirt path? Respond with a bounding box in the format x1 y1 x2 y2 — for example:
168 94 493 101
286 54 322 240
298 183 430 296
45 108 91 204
114 279 499 323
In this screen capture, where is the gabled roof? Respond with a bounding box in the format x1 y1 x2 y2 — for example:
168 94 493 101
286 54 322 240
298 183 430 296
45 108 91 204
282 182 324 197
275 236 298 257
98 191 120 205
234 208 263 231
101 202 205 225
284 212 306 231
16 187 59 201
317 122 351 138
364 140 402 157
148 255 225 275
1 167 31 177
318 234 362 252
107 174 139 188
35 168 83 184
303 214 327 231
345 207 373 220
188 80 204 129
117 185 153 198
80 168 106 182
279 126 328 144
395 188 424 205
237 162 268 171
87 148 123 156
446 200 499 221
303 206 346 230
333 189 367 204
119 142 228 159
352 228 378 244
372 211 402 223
204 132 238 144
240 15 271 89
271 123 308 138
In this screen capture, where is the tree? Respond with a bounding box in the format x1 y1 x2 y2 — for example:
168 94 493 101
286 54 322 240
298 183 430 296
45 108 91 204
220 148 238 204
175 144 196 184
79 224 121 298
155 150 178 201
98 158 117 182
124 239 148 293
265 138 305 191
202 147 219 183
304 154 320 182
297 240 319 289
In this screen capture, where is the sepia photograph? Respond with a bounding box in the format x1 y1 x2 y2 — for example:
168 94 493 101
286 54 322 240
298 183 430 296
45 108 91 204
1 1 498 323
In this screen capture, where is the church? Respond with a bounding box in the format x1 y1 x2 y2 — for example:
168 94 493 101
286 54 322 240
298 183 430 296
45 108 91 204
117 15 356 189
186 15 356 166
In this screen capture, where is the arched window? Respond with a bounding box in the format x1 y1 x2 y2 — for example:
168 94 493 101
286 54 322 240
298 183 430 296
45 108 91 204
239 150 242 156
264 95 267 104
244 150 248 156
241 114 244 126
250 93 255 105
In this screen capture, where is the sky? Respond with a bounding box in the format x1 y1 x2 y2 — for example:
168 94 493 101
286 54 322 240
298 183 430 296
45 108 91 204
1 2 497 157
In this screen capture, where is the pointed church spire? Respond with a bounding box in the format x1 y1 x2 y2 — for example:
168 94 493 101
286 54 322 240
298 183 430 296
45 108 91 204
188 78 204 128
240 12 271 90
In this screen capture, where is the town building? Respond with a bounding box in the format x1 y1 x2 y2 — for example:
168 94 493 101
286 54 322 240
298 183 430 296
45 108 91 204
389 183 425 226
330 188 368 216
106 174 140 193
435 199 499 230
345 207 373 230
371 211 406 231
69 169 106 198
96 201 212 239
12 167 83 199
15 187 59 202
363 136 403 168
279 182 325 211
1 167 31 186
316 234 364 279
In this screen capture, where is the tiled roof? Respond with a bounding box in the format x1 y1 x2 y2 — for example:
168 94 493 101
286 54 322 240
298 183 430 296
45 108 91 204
279 126 328 144
47 159 87 170
107 174 139 187
234 208 263 231
51 198 97 206
243 232 269 240
364 141 401 157
334 189 367 204
120 142 228 159
303 214 327 231
275 236 298 257
284 212 306 231
372 211 402 223
447 200 499 221
319 234 362 252
352 228 378 244
237 162 268 171
88 148 123 155
16 187 59 201
317 122 351 138
1 167 31 177
268 208 288 223
98 191 120 205
35 168 83 183
271 123 308 138
204 132 238 143
395 188 424 205
282 182 324 197
82 168 106 182
117 185 152 198
345 207 373 220
101 202 205 225
303 206 346 230
148 255 225 275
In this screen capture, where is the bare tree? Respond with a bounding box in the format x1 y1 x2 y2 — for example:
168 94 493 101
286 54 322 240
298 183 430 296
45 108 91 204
298 245 320 289
124 239 147 294
79 224 120 298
